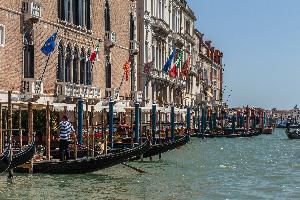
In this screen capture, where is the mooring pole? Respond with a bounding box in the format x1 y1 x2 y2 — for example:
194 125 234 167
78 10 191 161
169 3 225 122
8 91 13 178
151 104 156 144
46 101 51 161
18 107 22 148
109 100 114 149
0 102 2 154
85 101 90 157
28 102 33 143
77 97 84 145
158 110 162 159
186 107 191 135
171 105 175 141
201 108 205 135
91 106 95 157
134 102 140 144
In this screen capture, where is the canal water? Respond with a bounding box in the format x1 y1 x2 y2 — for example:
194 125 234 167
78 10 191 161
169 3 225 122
0 128 300 200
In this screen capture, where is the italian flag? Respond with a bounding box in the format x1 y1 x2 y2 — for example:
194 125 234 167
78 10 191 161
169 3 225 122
169 49 184 77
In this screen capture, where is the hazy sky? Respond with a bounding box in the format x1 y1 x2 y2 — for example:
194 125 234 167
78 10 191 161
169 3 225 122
188 0 300 109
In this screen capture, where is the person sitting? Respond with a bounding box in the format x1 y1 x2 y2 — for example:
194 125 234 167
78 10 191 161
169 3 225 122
59 115 75 161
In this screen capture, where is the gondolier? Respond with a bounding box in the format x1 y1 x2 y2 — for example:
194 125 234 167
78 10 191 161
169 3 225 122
59 115 75 161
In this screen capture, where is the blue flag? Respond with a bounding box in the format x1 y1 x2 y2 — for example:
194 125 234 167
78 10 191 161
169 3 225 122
41 32 58 56
162 48 177 73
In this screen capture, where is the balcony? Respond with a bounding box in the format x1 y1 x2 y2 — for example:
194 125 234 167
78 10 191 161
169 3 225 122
55 82 101 103
21 78 43 101
129 40 139 55
151 17 171 38
189 65 198 75
180 32 195 46
172 32 185 47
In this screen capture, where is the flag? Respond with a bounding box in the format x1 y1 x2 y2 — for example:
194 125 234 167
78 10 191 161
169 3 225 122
41 32 58 56
89 43 100 62
123 60 131 81
162 48 177 73
168 63 177 77
169 49 184 77
175 49 184 69
180 54 191 77
143 61 154 75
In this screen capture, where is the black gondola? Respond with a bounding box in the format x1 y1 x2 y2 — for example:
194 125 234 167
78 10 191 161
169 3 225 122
9 142 36 169
286 130 300 139
0 142 36 172
142 134 189 158
32 139 150 174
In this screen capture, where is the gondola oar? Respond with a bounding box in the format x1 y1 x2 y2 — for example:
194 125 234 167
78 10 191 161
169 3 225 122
122 162 146 173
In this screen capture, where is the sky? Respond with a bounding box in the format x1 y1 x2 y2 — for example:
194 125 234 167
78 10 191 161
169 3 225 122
187 0 300 109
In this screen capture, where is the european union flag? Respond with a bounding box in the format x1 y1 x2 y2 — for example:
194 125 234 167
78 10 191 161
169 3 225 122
162 48 177 73
41 32 58 56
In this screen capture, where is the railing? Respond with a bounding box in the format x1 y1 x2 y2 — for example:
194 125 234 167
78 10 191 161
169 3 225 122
21 78 43 95
55 82 101 99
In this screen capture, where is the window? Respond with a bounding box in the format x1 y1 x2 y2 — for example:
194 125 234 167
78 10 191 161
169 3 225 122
80 49 86 85
59 0 92 30
57 42 64 82
0 25 4 47
185 20 190 35
73 47 79 84
104 0 111 32
23 45 34 78
23 27 34 78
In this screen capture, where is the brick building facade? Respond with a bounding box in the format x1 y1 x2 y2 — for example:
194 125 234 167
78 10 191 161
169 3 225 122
0 0 137 103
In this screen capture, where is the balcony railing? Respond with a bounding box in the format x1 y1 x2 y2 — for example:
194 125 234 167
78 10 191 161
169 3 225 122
22 78 43 95
151 17 171 37
55 82 101 100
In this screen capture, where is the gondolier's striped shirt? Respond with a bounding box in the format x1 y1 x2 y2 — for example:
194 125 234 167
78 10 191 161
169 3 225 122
59 121 75 140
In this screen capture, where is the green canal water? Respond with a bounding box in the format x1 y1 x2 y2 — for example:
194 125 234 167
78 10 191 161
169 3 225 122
0 128 300 200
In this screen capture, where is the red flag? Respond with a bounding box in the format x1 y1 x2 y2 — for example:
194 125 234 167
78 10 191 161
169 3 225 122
89 43 100 62
180 54 191 77
143 61 154 75
123 60 131 81
168 63 177 77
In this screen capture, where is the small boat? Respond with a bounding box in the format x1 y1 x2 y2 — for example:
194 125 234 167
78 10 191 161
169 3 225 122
32 140 150 174
0 142 36 172
286 130 300 139
142 134 189 158
262 127 273 134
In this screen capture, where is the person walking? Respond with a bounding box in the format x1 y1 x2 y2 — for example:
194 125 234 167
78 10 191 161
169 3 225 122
59 115 75 161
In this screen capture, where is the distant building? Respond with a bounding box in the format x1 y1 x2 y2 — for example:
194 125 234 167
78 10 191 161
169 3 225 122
272 107 300 123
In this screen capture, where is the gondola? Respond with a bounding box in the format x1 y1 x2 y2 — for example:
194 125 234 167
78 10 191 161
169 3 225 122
286 130 300 139
142 134 190 158
0 142 36 172
8 142 36 169
32 139 150 174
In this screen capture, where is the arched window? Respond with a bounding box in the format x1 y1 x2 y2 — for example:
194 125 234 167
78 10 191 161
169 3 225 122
65 44 72 82
73 46 79 84
86 49 92 85
57 41 64 82
80 49 86 85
